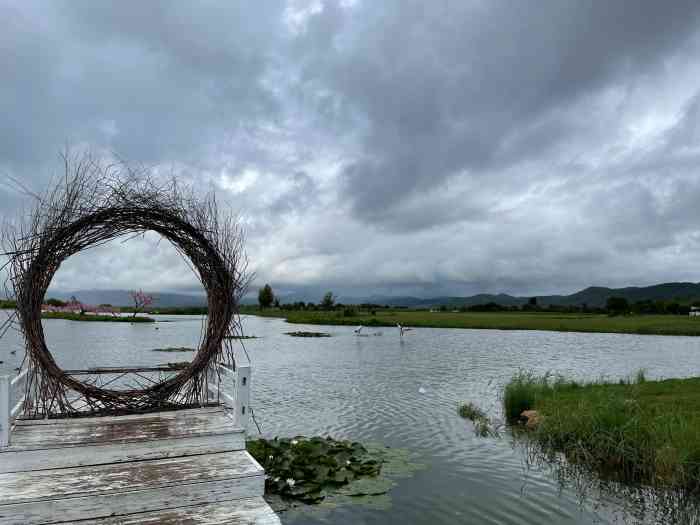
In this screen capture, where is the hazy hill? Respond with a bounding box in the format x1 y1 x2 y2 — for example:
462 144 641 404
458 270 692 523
45 289 207 308
538 283 700 308
45 282 700 309
366 282 700 308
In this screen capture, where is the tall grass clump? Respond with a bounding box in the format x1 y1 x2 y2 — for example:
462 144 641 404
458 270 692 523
503 371 560 421
503 371 700 500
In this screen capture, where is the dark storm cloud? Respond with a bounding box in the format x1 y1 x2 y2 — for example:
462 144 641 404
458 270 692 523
1 1 285 172
2 0 700 297
296 0 700 223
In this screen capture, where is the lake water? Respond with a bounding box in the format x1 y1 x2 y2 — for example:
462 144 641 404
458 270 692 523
2 313 700 524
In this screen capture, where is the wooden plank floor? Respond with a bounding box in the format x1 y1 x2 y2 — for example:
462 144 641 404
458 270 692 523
0 407 281 525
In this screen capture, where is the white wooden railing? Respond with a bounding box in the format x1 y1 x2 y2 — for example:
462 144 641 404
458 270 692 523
0 365 31 448
0 357 252 448
208 358 251 433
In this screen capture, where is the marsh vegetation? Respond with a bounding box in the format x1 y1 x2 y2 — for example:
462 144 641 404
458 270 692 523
503 371 700 503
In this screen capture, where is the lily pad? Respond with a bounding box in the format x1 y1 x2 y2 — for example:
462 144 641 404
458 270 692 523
256 439 426 518
247 436 382 503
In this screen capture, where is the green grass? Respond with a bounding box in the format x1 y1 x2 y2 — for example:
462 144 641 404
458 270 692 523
241 308 700 336
42 312 155 323
503 372 700 494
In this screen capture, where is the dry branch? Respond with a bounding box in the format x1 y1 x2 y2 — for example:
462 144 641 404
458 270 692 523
2 152 249 416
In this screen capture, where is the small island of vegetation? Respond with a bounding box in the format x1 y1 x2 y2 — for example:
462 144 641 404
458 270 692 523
285 331 331 338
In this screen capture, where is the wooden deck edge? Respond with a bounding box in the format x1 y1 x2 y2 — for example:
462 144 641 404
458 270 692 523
60 497 281 524
0 426 245 453
15 406 226 427
0 432 247 474
0 474 266 524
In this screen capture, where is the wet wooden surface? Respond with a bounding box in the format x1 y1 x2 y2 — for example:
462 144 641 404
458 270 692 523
0 407 280 525
63 497 281 525
9 407 238 450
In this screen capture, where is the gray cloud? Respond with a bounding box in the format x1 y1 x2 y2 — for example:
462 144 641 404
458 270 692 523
2 0 700 298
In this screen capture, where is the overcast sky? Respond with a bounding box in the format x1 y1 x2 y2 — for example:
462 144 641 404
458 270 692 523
3 1 700 299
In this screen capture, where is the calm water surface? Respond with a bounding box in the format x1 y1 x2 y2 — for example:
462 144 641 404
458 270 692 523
2 313 700 524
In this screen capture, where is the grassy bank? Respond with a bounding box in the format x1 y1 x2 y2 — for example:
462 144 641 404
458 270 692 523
42 312 155 323
503 372 700 495
240 307 700 336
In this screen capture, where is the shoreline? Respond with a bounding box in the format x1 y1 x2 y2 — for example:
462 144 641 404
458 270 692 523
238 309 700 337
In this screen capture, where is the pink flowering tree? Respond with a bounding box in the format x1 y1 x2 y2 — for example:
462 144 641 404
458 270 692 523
67 296 86 315
129 289 154 318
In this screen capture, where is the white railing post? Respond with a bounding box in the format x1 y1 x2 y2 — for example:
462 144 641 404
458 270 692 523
0 374 10 448
234 364 251 432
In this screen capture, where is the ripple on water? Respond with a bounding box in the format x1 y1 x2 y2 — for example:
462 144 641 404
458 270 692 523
3 315 699 524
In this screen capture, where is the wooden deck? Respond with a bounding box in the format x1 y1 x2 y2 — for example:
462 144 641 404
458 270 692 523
0 406 280 524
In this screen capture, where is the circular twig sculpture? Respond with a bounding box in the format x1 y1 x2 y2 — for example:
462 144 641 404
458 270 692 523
2 153 249 416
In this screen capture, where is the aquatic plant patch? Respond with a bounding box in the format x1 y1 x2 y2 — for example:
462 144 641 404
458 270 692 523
458 402 498 437
247 437 383 503
284 331 331 337
249 439 426 517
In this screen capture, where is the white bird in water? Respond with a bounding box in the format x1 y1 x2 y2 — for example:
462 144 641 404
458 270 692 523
397 323 413 336
418 386 426 394
354 325 364 335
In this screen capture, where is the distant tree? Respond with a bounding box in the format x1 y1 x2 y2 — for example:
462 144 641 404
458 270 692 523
666 302 682 315
606 296 629 315
69 295 86 315
258 284 274 309
321 291 336 309
528 297 538 306
273 298 280 308
45 298 66 307
129 289 154 318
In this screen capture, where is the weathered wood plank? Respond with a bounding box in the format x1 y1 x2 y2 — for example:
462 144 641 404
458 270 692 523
0 450 263 506
8 411 238 450
0 474 264 524
0 431 245 473
15 406 225 426
62 497 281 525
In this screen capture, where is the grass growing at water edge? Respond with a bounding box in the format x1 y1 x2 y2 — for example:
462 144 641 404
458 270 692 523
458 402 497 437
503 371 700 498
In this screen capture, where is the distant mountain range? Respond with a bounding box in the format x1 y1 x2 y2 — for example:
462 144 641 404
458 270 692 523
363 282 700 308
45 282 700 309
